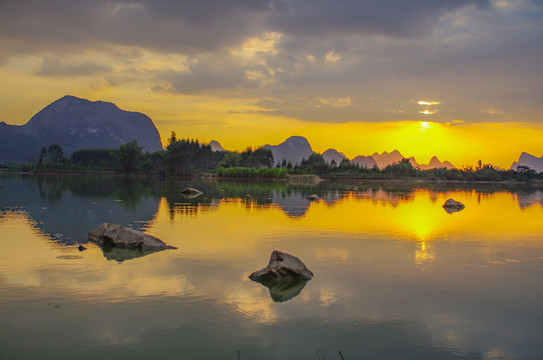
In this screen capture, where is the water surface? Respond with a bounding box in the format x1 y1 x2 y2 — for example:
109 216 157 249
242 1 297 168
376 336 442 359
1 175 543 359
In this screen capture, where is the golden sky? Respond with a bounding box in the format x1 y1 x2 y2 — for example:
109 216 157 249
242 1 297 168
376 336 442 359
1 0 542 168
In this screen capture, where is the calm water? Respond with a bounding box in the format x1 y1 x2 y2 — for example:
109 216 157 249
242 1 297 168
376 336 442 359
1 175 543 360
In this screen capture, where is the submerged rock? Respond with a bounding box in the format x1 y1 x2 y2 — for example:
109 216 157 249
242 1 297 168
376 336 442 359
249 251 313 302
88 223 176 251
180 187 203 198
305 194 320 201
442 198 465 214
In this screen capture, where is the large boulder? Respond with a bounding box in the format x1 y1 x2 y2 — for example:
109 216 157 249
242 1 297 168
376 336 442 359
249 251 313 302
442 198 465 214
88 223 176 251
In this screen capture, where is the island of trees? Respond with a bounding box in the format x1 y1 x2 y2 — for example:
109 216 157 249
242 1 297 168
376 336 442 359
4 132 542 182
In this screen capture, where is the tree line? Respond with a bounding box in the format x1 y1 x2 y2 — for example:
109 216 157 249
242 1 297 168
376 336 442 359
14 132 543 182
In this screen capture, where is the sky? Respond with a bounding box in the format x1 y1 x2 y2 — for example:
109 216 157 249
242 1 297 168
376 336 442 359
0 0 542 168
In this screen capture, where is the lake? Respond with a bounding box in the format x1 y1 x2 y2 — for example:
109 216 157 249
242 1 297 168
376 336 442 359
1 174 543 359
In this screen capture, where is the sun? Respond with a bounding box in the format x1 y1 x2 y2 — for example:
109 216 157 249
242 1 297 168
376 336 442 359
420 121 431 131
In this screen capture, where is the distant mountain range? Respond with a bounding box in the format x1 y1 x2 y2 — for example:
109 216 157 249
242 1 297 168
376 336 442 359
259 136 458 170
1 96 539 172
0 95 162 164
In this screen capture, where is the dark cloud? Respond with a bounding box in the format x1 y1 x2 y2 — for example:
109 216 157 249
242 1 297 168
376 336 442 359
0 0 490 57
267 0 490 38
156 54 261 95
35 58 113 77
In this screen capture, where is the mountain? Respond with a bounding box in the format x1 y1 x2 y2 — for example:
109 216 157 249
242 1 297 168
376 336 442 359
350 155 377 169
371 150 405 169
415 156 456 170
263 136 313 165
209 140 226 152
322 148 347 165
510 152 543 172
0 95 162 164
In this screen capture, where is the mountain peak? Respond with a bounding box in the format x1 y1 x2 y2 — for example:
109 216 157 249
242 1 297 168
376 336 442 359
266 136 313 165
511 152 543 172
209 140 226 152
322 148 347 165
0 95 163 163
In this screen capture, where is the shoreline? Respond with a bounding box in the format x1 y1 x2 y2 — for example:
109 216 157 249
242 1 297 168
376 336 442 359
1 169 542 185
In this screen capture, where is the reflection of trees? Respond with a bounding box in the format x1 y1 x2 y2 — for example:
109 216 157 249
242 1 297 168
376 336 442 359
157 179 543 218
2 174 163 244
33 175 163 209
7 174 543 231
36 176 66 203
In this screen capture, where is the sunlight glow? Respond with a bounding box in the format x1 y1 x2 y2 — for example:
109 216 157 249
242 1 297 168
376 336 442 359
418 101 441 106
420 121 431 131
419 110 437 115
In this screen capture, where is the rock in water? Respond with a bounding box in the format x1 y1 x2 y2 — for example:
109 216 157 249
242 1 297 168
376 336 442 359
442 198 465 214
180 188 203 198
249 251 313 302
250 251 313 282
88 223 176 250
305 194 320 201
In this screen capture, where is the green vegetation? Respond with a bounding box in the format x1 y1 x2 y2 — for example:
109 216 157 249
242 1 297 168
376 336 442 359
7 133 543 182
216 166 287 179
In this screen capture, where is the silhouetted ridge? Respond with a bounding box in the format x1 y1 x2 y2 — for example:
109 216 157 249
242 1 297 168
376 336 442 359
0 95 163 164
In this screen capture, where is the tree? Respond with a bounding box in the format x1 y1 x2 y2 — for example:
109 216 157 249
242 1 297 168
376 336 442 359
119 140 143 173
47 144 64 165
38 147 47 166
167 131 177 146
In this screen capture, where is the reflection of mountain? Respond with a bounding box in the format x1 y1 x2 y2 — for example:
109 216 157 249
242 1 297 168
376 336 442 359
271 190 312 217
0 175 161 243
517 190 543 209
2 176 542 241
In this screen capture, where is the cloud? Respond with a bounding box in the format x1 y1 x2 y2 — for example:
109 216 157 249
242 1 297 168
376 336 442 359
266 0 490 38
35 57 112 77
156 53 261 95
0 0 490 58
1 0 542 124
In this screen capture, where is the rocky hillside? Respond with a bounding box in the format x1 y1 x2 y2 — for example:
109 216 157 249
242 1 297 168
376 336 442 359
263 136 314 166
0 95 162 164
510 152 543 172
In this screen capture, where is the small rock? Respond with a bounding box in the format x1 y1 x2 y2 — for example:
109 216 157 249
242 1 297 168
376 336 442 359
249 251 313 302
442 198 465 214
180 187 203 198
305 194 320 201
78 245 87 251
250 250 313 282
